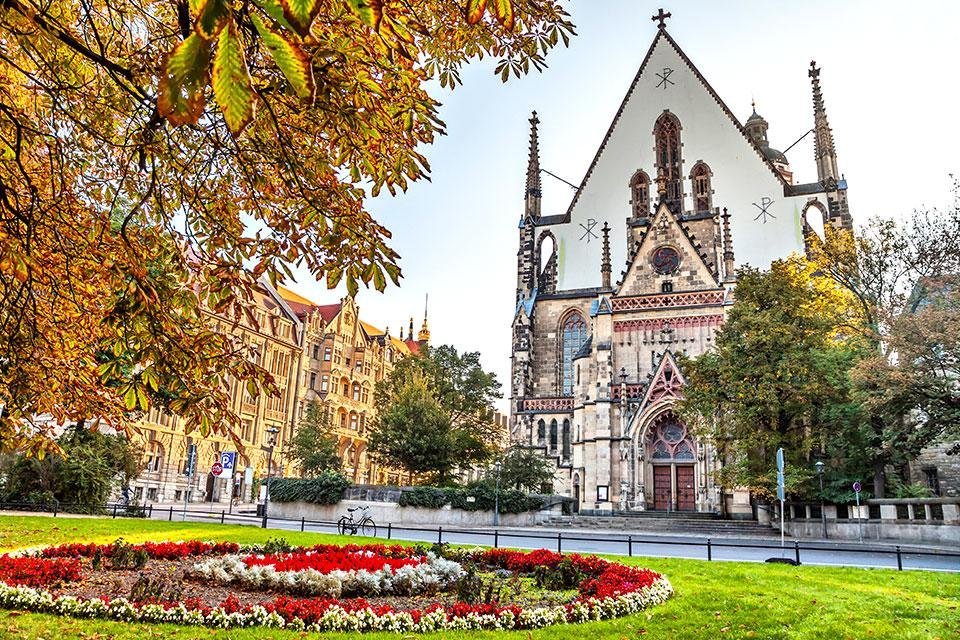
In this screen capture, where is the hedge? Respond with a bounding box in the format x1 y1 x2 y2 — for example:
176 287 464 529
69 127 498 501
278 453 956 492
398 483 544 514
267 472 351 505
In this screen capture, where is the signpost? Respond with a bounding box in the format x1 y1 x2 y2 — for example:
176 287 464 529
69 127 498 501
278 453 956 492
182 443 197 521
776 448 785 551
853 481 863 543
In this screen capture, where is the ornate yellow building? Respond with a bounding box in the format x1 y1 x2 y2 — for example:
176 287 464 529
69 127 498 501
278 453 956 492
130 280 302 505
279 288 429 485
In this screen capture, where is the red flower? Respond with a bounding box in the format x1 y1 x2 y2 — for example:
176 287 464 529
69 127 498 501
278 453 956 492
0 555 82 587
243 549 423 574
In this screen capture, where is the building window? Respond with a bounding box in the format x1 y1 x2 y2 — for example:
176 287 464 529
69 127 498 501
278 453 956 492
690 161 712 212
350 412 359 430
146 487 158 502
560 312 588 396
654 111 682 210
341 379 349 396
661 281 674 293
537 419 546 445
309 372 317 390
312 344 320 359
630 170 650 217
323 346 332 361
549 419 558 453
361 385 370 404
145 441 164 473
562 419 571 459
352 382 361 401
320 375 329 392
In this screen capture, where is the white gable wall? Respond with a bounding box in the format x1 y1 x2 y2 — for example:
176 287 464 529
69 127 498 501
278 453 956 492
543 34 811 291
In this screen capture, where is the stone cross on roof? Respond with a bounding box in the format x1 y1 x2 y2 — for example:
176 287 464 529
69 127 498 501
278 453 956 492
651 8 672 29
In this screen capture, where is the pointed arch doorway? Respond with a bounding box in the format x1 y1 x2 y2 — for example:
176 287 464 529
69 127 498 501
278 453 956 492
644 413 697 512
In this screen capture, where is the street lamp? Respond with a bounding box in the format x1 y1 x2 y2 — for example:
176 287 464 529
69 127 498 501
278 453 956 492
493 460 503 527
815 460 827 539
264 426 281 522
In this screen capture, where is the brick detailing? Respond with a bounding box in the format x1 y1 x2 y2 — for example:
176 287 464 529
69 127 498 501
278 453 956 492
614 314 723 333
518 397 575 412
611 384 647 401
612 290 725 312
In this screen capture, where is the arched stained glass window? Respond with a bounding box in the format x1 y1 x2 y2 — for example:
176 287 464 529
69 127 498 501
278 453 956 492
645 415 696 460
654 112 682 211
562 419 571 459
690 162 712 212
549 419 558 452
630 170 650 217
560 313 588 396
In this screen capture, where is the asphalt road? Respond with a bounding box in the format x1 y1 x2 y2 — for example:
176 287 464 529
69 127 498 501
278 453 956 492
147 508 960 573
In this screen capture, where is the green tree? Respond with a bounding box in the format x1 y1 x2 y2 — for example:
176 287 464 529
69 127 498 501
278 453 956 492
370 345 503 484
288 401 341 477
809 187 960 496
491 445 555 493
678 256 866 500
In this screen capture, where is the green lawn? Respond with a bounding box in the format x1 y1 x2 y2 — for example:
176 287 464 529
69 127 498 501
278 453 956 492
0 515 956 639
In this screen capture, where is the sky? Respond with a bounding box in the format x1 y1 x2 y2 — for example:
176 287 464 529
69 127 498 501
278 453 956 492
285 1 960 411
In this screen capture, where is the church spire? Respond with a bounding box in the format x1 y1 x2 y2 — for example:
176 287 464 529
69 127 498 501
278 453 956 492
601 222 611 289
809 60 839 184
525 111 542 219
417 294 430 343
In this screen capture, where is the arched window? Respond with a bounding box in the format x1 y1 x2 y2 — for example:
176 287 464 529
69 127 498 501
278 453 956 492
560 312 588 396
145 441 164 473
654 111 682 210
549 419 558 452
644 415 696 461
537 419 546 445
690 162 712 212
352 382 361 401
562 419 571 459
630 170 650 217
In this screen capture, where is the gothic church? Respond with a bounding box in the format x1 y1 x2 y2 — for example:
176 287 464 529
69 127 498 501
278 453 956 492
510 11 851 517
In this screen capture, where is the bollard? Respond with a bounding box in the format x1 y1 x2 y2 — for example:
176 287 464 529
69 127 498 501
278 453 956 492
221 510 226 525
494 530 499 549
147 504 153 519
301 517 305 533
794 540 801 565
387 523 392 540
628 535 633 557
438 526 443 545
168 506 174 521
707 538 712 562
53 502 58 518
261 514 268 529
112 503 118 518
896 545 903 571
557 532 562 554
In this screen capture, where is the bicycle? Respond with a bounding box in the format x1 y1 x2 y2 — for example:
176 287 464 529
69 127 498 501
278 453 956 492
337 505 377 537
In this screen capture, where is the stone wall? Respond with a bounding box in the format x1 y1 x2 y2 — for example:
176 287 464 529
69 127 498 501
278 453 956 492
909 442 960 497
271 499 563 528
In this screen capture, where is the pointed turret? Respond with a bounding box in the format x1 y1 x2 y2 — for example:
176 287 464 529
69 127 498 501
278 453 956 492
417 294 430 344
525 111 542 219
601 222 612 289
808 61 853 230
721 207 735 282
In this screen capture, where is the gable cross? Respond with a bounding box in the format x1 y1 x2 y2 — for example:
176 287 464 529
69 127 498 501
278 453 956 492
651 8 672 29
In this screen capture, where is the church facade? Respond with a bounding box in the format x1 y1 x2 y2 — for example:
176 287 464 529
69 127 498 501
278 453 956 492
510 12 851 517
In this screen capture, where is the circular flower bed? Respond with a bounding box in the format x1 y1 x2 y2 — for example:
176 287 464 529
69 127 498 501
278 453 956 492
0 538 673 632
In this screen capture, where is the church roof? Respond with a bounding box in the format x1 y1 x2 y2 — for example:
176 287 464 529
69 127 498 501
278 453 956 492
561 26 789 222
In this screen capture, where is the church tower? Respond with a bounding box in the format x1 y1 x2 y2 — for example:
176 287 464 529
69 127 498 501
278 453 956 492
809 61 853 230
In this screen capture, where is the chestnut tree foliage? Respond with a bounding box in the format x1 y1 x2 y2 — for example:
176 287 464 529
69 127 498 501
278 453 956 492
0 0 575 454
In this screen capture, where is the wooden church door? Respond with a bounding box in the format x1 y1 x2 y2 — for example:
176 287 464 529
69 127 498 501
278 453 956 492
653 466 672 510
677 465 696 511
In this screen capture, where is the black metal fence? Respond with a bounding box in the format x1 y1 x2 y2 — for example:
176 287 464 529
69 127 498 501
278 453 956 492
1 501 957 572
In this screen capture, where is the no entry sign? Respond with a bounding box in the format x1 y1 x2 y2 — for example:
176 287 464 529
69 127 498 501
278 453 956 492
212 462 224 477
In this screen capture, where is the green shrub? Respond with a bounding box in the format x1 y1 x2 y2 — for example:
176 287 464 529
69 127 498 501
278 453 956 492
267 471 350 505
399 483 544 514
398 486 449 509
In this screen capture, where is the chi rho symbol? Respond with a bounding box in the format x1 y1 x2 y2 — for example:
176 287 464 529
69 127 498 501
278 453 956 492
752 197 775 223
656 67 675 90
579 218 599 243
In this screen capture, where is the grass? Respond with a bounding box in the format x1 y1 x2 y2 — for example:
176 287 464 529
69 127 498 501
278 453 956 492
0 515 957 639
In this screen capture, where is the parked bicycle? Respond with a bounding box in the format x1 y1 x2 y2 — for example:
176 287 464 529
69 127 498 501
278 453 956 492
337 505 377 537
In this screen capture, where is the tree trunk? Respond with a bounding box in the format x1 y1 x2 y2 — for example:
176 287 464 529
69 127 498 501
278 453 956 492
872 459 886 499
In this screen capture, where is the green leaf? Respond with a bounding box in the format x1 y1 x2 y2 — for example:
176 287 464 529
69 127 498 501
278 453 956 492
345 0 383 30
194 0 230 40
372 264 386 291
123 385 139 411
491 0 514 30
157 33 212 126
253 0 295 31
278 0 319 35
212 21 255 135
251 13 315 101
465 0 486 24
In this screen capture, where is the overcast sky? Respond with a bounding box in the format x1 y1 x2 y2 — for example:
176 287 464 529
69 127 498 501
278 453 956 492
286 0 960 410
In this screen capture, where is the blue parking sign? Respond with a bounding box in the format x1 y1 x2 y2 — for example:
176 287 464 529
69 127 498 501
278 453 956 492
220 452 237 472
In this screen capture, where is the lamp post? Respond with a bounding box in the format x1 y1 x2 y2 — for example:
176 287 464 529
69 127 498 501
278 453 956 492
264 426 280 520
815 460 827 539
493 460 502 527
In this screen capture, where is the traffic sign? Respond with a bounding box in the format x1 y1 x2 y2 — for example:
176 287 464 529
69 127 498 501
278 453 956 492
212 462 224 477
852 481 862 493
220 452 237 472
